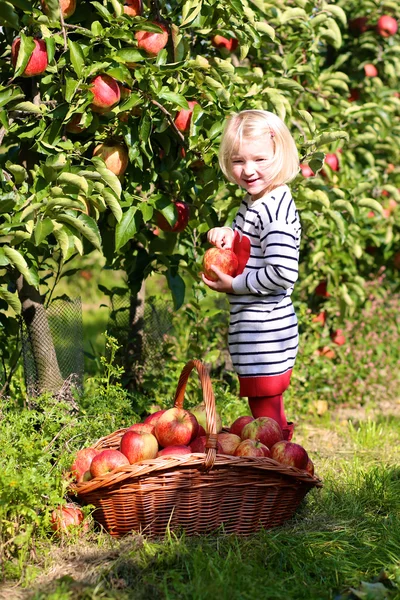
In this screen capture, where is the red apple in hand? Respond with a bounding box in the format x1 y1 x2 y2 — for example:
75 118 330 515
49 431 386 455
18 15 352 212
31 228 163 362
156 201 190 233
11 38 48 77
90 74 121 113
69 447 98 483
234 439 269 457
157 445 191 457
51 503 87 534
211 35 238 52
90 449 129 478
241 417 283 449
270 441 309 470
217 432 242 455
154 408 199 447
203 247 239 282
376 15 398 37
93 143 129 177
135 22 168 56
120 431 159 464
230 416 254 437
174 100 199 133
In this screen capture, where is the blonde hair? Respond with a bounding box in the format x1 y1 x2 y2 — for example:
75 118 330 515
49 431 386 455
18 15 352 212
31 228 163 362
218 110 299 188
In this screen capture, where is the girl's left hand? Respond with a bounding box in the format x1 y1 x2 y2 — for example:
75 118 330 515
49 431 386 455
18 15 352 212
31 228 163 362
201 266 234 293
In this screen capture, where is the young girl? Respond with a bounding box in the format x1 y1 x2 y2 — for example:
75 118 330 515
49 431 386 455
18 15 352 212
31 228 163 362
202 109 300 441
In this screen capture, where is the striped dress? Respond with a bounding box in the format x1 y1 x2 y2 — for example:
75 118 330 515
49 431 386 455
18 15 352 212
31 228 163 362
228 184 301 397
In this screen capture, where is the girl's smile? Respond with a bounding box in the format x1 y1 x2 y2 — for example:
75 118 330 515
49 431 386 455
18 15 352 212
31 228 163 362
231 137 275 200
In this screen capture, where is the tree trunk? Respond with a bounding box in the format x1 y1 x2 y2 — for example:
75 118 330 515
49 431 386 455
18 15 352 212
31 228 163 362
16 275 64 395
124 280 146 390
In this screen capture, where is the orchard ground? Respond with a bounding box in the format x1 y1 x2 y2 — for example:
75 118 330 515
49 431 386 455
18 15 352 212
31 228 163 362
1 401 399 600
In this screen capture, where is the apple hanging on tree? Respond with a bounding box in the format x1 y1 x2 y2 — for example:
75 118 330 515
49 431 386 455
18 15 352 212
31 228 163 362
41 0 76 18
93 143 129 177
156 200 190 233
364 64 378 78
90 74 121 113
376 15 398 37
135 22 169 56
123 0 142 16
211 35 238 52
174 100 199 133
11 38 48 77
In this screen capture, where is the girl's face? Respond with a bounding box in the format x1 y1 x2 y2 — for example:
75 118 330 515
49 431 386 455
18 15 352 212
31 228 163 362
230 136 275 200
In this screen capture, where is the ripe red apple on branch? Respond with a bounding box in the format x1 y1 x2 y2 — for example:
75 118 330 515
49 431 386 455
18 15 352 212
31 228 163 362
41 0 76 18
202 247 239 282
155 408 199 447
123 0 142 16
90 74 121 113
364 64 378 78
174 101 199 133
135 22 168 56
66 113 87 134
120 430 159 463
156 200 190 233
348 17 369 35
300 164 314 178
211 35 238 52
93 143 129 177
376 15 398 37
11 38 48 77
330 329 346 346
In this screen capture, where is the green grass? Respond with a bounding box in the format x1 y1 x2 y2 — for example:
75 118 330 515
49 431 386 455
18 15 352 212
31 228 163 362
9 415 400 600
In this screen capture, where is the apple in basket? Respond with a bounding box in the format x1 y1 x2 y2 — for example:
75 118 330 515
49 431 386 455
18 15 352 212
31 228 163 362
157 445 192 457
190 436 223 453
143 409 167 428
189 403 222 434
234 439 270 457
241 417 283 449
50 503 88 534
69 447 99 483
154 407 199 447
127 422 155 435
304 457 315 476
217 432 241 455
120 431 159 464
270 441 309 470
229 415 254 437
90 449 130 478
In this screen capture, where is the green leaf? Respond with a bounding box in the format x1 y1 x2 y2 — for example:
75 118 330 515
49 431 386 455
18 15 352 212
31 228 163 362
0 286 21 313
158 91 189 109
254 20 275 40
57 172 89 195
2 246 39 286
52 225 70 259
13 34 35 78
33 216 54 246
56 214 102 251
5 162 27 184
68 39 85 78
322 3 347 27
280 8 307 23
0 1 19 29
92 158 122 198
181 0 203 26
166 270 185 310
115 47 145 64
358 198 384 215
327 210 346 241
12 101 43 113
115 206 138 251
103 190 122 223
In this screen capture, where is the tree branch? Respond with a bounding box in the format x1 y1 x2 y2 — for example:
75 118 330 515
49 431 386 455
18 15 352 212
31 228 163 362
151 98 186 144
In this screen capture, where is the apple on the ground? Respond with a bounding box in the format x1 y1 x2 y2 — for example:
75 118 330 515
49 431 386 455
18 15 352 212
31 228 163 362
156 201 190 233
120 431 159 464
11 38 48 77
90 449 130 478
202 247 239 282
50 503 87 534
241 417 283 449
270 440 309 470
154 407 199 447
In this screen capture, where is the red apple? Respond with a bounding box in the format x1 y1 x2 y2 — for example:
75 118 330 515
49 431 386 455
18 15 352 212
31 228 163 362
331 329 345 346
41 0 76 18
190 436 223 454
69 447 98 483
270 440 309 470
189 403 222 435
305 458 315 476
234 439 266 457
156 200 190 233
154 407 199 447
93 143 128 177
300 163 315 178
11 38 48 77
393 251 400 270
241 417 283 449
364 64 378 78
143 409 167 428
50 503 87 534
349 17 369 34
376 15 398 37
312 311 327 326
229 415 254 437
348 89 360 102
120 431 159 464
174 100 199 133
202 247 239 282
90 74 121 113
217 432 242 455
123 0 142 16
314 281 330 297
211 35 238 52
90 449 129 478
323 153 339 172
65 113 86 134
127 422 155 435
135 22 168 56
317 346 335 359
157 445 191 457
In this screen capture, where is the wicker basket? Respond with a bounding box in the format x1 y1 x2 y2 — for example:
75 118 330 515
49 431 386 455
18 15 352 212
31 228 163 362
69 360 322 537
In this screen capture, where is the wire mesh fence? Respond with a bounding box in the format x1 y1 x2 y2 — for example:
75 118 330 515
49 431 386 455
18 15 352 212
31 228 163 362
21 296 84 401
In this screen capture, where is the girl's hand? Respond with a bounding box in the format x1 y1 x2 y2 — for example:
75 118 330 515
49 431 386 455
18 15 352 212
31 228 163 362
202 266 234 293
207 227 234 249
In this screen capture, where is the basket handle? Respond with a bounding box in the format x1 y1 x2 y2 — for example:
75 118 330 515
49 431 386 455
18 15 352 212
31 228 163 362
173 359 217 470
